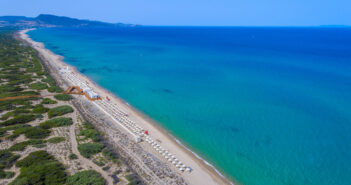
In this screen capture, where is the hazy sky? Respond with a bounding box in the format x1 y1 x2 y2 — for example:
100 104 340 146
1 0 351 26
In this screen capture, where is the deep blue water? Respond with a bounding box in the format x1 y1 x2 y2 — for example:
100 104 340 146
29 27 351 185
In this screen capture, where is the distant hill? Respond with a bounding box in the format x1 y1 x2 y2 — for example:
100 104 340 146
0 14 137 28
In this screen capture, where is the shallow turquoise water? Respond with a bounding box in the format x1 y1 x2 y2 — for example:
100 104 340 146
29 27 351 185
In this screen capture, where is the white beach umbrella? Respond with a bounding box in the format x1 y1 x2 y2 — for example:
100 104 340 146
186 167 192 172
165 156 169 159
172 161 177 165
182 164 186 168
168 159 173 162
179 168 184 172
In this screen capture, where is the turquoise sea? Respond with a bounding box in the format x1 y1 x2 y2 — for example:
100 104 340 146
28 27 351 185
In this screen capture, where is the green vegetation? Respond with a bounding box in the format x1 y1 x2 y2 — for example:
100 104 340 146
48 105 74 118
9 139 46 151
0 170 15 179
32 104 49 114
78 143 104 158
41 76 55 86
13 126 51 139
10 150 67 185
39 117 73 129
0 114 36 126
41 98 57 104
0 150 20 169
47 137 65 144
69 153 78 160
66 170 105 185
79 122 100 142
48 85 63 93
29 82 48 90
54 94 72 101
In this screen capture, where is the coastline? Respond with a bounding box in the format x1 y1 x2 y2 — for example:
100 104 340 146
18 29 235 185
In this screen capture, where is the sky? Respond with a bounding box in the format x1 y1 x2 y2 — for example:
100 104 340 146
1 0 351 26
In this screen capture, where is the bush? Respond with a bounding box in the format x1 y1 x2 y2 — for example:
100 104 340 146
29 82 47 90
78 143 104 158
79 129 100 142
0 150 20 169
0 170 15 179
9 139 46 151
0 114 36 126
48 105 74 118
47 137 65 144
11 151 67 185
32 104 49 114
54 94 72 101
66 170 105 185
24 127 51 139
69 153 78 160
48 86 63 93
39 117 73 129
41 98 57 104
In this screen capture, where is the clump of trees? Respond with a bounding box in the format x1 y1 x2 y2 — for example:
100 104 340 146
48 105 74 118
66 170 105 185
10 150 67 185
54 94 72 101
78 143 104 158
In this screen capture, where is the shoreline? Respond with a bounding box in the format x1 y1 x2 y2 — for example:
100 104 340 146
18 28 235 185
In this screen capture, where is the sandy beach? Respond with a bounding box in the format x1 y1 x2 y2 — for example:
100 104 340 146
18 29 233 185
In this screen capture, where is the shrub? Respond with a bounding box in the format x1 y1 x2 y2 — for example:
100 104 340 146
0 150 20 169
48 105 74 118
54 94 72 101
78 143 104 158
24 127 51 139
11 151 67 185
29 82 47 90
41 98 57 104
66 170 105 185
0 170 15 179
32 104 49 114
9 139 46 151
39 117 73 129
48 86 63 93
79 129 100 142
69 153 78 160
47 137 65 144
41 76 55 86
0 114 36 126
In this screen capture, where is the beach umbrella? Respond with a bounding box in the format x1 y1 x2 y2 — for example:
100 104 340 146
168 159 173 162
176 164 180 167
172 161 177 165
186 167 192 172
179 168 184 172
165 156 169 159
162 153 166 156
182 164 186 168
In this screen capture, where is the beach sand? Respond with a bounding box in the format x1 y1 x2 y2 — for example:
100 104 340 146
18 29 234 185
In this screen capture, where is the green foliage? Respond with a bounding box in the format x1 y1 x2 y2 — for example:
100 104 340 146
41 98 57 104
0 170 15 179
54 94 72 101
0 150 20 169
79 129 100 142
66 170 105 185
32 104 49 114
11 151 66 185
69 153 78 160
48 105 74 118
1 107 31 120
48 86 63 93
0 114 36 126
47 137 65 144
29 82 48 90
78 143 104 158
13 126 50 139
39 117 73 129
9 139 46 151
41 76 55 86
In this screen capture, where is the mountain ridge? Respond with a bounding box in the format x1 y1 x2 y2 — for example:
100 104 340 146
0 14 137 28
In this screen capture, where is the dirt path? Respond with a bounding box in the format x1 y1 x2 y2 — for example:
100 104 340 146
69 121 114 185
